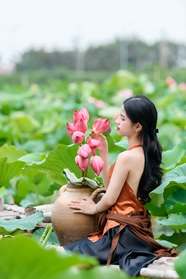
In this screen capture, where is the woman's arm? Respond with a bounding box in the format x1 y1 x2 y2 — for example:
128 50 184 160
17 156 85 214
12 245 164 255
99 146 110 189
94 152 130 212
68 151 130 214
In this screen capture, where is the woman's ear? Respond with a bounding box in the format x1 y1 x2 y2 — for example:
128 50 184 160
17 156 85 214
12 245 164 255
135 122 142 133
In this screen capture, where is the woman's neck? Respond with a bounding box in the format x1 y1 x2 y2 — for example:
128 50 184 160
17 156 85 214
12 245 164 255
128 139 142 150
127 136 142 150
128 143 142 150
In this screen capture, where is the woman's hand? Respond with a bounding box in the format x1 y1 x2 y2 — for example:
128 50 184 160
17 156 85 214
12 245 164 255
68 197 97 215
89 131 108 151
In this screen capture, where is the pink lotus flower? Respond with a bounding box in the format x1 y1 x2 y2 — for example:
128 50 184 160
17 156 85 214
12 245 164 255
104 125 112 135
75 119 88 134
72 131 85 144
65 106 111 183
66 122 75 136
93 118 110 134
117 88 133 98
78 144 92 159
179 82 186 91
80 107 89 122
72 110 82 124
75 155 88 172
166 76 176 86
90 155 104 176
87 137 102 156
88 97 105 108
72 107 89 123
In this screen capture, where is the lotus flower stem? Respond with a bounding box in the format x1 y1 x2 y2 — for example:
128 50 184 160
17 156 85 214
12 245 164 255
39 226 53 247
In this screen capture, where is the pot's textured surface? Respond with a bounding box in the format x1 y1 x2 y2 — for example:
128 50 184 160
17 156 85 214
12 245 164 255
51 184 104 246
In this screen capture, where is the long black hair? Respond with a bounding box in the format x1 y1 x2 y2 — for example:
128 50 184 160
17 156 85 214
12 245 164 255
123 95 163 204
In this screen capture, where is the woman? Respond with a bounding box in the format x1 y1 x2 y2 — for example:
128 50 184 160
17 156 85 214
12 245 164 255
61 95 178 277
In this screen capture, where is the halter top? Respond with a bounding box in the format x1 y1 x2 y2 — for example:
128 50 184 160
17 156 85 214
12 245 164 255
89 144 145 242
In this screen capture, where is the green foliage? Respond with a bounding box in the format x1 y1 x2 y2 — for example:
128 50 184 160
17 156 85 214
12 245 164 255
0 235 98 279
33 227 59 246
63 169 102 188
38 226 53 247
0 211 44 235
0 69 186 275
0 235 131 279
174 249 186 279
0 70 186 150
149 163 186 208
146 146 186 250
20 144 81 185
0 145 26 188
63 266 130 279
162 145 186 171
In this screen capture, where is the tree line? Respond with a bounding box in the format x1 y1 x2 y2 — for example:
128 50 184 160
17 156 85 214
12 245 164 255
15 38 186 74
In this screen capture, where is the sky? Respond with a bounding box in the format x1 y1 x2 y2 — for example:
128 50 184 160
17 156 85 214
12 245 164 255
0 0 186 65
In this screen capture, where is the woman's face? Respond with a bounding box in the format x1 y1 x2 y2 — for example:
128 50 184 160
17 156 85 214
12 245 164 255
115 105 136 137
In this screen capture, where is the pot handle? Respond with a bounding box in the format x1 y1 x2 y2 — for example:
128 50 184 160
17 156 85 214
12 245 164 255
91 188 106 202
58 185 67 196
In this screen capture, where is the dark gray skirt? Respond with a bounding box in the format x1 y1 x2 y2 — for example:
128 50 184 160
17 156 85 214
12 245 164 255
64 226 156 277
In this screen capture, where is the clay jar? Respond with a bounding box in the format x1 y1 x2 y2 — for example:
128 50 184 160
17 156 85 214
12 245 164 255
51 184 105 246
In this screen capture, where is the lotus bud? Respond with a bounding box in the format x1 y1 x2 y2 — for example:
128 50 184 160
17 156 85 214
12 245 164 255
72 131 85 144
75 119 88 134
92 118 110 135
90 155 104 176
78 144 92 159
103 125 112 135
66 122 75 136
75 155 88 172
80 107 89 122
87 137 102 149
72 110 82 124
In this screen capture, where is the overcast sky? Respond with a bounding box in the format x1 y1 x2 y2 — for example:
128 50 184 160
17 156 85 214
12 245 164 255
0 0 186 65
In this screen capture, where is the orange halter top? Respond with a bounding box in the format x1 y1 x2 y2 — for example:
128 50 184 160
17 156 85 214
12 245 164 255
89 144 145 242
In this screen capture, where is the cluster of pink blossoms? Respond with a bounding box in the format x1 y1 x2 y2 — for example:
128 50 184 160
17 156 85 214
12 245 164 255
166 77 186 91
66 107 110 176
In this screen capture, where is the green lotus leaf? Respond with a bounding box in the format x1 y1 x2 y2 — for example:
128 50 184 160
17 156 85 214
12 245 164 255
22 144 81 185
0 211 44 234
0 157 25 187
166 188 186 214
61 265 130 279
10 111 40 133
149 163 186 207
157 213 186 230
162 145 185 170
63 169 101 188
0 235 98 279
18 152 46 165
0 144 27 162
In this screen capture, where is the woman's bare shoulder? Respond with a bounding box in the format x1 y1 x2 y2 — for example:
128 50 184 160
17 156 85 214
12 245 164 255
117 149 137 160
117 148 144 166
